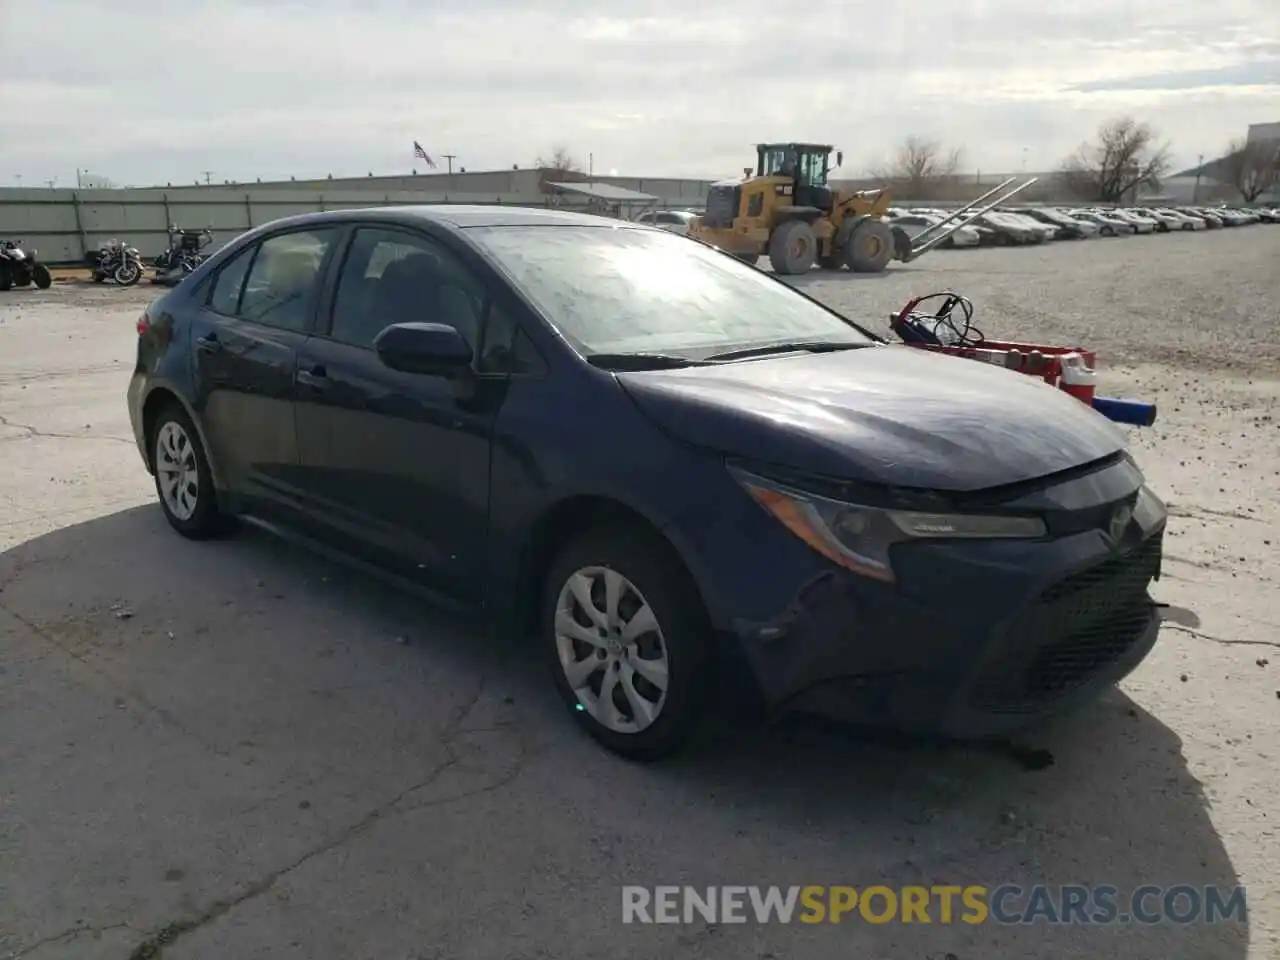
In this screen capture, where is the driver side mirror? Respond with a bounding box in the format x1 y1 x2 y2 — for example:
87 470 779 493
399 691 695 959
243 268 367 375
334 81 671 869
836 151 844 167
374 322 473 377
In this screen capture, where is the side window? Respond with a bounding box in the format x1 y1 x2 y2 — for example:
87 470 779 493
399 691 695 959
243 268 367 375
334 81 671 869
478 301 547 375
328 227 485 351
237 228 338 332
207 244 256 316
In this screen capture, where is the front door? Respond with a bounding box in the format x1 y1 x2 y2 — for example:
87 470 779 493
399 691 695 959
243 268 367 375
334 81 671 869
188 226 341 516
294 225 500 602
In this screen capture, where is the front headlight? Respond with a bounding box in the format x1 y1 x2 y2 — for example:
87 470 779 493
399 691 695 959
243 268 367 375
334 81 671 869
729 466 1046 583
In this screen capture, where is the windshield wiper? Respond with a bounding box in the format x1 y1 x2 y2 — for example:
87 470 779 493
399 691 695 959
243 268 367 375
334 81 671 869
586 352 706 370
704 340 874 362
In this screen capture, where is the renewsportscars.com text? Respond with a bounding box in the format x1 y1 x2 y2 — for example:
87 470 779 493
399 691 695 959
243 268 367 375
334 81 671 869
621 885 1248 925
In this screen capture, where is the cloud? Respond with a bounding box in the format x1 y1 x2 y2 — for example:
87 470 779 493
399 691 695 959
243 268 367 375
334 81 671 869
1069 58 1280 92
2 0 1278 185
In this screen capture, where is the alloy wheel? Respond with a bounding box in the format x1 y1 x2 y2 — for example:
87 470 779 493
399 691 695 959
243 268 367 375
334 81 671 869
155 420 200 521
554 566 669 734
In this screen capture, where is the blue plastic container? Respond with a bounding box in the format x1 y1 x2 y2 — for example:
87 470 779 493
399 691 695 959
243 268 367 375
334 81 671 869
1092 396 1157 427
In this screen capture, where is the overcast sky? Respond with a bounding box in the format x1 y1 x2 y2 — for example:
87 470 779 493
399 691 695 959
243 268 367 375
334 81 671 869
3 0 1278 187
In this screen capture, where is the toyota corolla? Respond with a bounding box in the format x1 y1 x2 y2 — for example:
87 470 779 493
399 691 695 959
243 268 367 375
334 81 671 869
127 206 1168 760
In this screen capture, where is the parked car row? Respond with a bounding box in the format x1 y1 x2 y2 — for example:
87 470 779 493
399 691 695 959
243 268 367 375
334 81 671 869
883 203 1280 247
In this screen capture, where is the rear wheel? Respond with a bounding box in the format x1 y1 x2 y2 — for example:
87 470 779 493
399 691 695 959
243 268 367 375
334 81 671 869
0 263 11 292
767 220 816 275
150 403 233 539
114 261 142 286
543 523 710 761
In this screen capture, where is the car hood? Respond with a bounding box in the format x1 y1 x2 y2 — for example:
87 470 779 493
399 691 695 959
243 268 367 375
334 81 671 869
617 345 1127 492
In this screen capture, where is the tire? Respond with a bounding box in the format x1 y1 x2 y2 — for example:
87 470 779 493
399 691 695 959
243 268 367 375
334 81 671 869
114 261 142 286
543 522 710 761
844 219 894 272
32 264 52 289
149 402 233 540
0 263 11 292
92 270 106 283
1101 227 1115 237
767 220 816 275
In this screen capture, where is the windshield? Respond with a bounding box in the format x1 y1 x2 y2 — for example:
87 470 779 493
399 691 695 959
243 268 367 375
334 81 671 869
468 225 871 358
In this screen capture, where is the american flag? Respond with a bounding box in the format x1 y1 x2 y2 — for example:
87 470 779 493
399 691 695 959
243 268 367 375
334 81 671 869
413 140 437 169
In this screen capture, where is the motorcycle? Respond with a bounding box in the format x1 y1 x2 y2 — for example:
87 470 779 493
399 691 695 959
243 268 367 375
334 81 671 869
0 239 53 292
88 239 144 286
151 225 214 286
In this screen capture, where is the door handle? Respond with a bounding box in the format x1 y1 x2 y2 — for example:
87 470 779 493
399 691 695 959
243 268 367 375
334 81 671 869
195 333 222 353
297 364 328 389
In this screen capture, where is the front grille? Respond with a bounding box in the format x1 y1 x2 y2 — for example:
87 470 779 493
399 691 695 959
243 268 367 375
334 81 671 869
969 536 1162 713
702 184 741 229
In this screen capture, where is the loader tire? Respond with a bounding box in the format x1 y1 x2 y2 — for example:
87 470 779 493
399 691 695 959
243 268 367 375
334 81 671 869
768 220 816 275
844 219 894 273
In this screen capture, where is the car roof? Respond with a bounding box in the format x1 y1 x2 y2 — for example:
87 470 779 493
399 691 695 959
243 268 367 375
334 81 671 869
245 204 631 234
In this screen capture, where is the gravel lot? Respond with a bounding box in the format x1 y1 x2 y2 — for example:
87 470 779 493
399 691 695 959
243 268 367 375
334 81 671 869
1 226 1278 960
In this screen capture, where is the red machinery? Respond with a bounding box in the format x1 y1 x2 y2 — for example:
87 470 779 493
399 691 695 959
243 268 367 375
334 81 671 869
890 292 1155 426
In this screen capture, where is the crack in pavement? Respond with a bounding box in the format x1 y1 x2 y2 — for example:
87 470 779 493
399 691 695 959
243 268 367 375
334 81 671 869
1164 553 1274 582
1168 503 1271 524
4 921 133 959
0 362 126 385
1160 621 1280 650
121 672 524 960
0 598 236 760
0 414 133 445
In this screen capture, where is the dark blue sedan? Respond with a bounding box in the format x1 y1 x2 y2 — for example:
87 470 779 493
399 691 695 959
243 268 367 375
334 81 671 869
127 205 1168 760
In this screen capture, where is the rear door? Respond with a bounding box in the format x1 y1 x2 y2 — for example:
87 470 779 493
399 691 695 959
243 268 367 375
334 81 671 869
188 225 341 516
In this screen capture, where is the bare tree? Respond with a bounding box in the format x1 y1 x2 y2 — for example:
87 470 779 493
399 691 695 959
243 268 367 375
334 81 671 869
1220 137 1280 203
536 147 585 177
535 146 587 196
1058 117 1171 204
871 136 964 198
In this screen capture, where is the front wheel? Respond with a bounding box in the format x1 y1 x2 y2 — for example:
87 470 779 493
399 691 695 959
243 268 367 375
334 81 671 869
0 263 11 292
150 404 234 539
32 264 52 289
114 260 142 286
844 218 895 272
543 523 709 761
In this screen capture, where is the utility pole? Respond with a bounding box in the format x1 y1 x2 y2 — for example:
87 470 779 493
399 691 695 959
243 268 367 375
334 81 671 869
1192 153 1204 203
589 153 594 179
441 154 456 189
44 178 57 189
200 170 213 185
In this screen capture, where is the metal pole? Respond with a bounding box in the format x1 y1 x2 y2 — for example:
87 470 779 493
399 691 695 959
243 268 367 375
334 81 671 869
1193 154 1204 203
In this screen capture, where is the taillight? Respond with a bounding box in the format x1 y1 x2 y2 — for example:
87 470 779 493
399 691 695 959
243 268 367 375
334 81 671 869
137 311 151 336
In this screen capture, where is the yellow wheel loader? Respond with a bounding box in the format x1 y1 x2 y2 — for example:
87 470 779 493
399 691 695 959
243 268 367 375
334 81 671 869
688 142 1038 275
